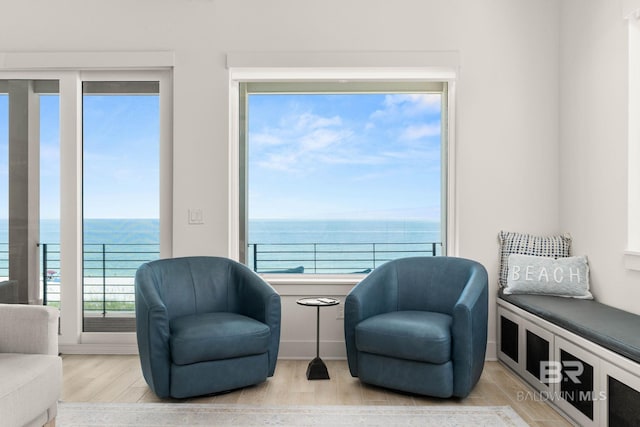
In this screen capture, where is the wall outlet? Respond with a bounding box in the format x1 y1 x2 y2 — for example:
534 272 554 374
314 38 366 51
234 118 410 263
336 304 344 320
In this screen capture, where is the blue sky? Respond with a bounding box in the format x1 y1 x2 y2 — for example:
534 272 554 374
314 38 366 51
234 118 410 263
82 95 159 219
0 94 159 220
248 93 442 220
2 91 441 222
40 95 61 219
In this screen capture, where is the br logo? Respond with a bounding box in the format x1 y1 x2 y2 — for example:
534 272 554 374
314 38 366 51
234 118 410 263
540 361 584 384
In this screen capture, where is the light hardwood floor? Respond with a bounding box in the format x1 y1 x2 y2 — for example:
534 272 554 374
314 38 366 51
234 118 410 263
61 355 573 427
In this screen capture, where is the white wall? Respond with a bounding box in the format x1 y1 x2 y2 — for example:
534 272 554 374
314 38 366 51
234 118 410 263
560 0 640 314
1 0 561 358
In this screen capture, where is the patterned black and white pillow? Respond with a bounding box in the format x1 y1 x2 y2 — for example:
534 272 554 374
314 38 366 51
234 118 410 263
498 230 572 288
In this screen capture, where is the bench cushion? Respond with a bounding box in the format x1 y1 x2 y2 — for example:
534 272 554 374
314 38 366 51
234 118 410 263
499 290 640 364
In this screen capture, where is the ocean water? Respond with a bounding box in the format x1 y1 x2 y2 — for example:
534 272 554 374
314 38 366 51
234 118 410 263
0 218 161 245
0 219 161 280
1 218 443 276
250 219 440 245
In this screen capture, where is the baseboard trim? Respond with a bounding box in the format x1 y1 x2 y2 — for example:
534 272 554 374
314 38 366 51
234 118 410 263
485 340 497 361
278 340 347 360
59 343 139 354
59 339 498 361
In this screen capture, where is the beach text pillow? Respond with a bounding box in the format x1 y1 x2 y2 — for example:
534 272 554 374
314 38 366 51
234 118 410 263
498 230 572 288
505 254 593 299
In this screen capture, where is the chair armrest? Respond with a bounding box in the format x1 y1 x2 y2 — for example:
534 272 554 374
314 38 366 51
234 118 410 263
231 265 281 376
0 280 19 303
451 264 488 397
232 265 280 325
344 263 398 376
0 303 59 355
134 264 172 397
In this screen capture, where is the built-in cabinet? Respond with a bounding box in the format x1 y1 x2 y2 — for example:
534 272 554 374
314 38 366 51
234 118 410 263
497 306 554 394
497 301 640 427
553 335 600 426
603 361 640 426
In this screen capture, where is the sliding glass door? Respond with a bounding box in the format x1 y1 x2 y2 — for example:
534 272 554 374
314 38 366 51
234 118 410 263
0 93 7 290
0 69 172 346
39 89 60 307
0 79 60 305
82 81 161 332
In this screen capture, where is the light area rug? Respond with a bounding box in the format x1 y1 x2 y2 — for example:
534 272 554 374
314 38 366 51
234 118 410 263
57 402 530 426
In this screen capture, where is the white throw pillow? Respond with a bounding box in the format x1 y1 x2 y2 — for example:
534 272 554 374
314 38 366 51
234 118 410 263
504 253 593 299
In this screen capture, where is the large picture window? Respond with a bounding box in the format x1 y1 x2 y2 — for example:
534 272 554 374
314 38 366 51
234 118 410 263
239 82 448 274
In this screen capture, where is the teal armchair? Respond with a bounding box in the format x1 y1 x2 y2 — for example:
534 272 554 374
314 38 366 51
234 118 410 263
344 256 488 398
135 256 281 398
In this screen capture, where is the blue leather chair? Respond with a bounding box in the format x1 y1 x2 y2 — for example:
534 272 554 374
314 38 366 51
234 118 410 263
134 256 281 398
344 256 488 398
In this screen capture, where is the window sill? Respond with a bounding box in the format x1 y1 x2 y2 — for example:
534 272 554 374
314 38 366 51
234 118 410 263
261 274 363 296
624 251 640 271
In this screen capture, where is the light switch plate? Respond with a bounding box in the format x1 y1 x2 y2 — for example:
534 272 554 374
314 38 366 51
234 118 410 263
188 208 204 225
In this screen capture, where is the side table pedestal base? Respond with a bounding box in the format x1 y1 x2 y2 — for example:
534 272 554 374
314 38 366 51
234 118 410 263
306 357 330 380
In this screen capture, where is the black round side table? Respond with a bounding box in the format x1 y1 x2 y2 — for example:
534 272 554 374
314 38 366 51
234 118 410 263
296 297 340 380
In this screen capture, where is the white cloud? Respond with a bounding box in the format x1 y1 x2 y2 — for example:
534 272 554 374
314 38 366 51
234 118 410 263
299 128 350 152
381 147 440 163
251 132 284 146
257 152 300 171
292 113 342 131
384 93 441 110
254 111 353 172
400 122 441 140
370 93 441 121
257 129 354 172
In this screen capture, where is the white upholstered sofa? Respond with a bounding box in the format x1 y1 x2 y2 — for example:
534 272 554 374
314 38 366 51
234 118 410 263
0 303 62 427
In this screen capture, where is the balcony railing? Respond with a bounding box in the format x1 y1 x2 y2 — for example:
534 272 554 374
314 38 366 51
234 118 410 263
0 241 443 315
249 242 442 274
0 244 7 280
40 243 160 315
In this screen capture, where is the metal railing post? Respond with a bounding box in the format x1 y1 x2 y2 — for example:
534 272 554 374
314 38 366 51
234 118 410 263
102 244 106 317
42 243 48 306
372 243 377 269
313 243 317 274
253 244 258 272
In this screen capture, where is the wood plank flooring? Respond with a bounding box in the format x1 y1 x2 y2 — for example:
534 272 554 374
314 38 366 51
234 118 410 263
61 355 573 427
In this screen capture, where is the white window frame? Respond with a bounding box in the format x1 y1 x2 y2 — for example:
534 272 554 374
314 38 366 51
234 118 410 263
79 71 172 347
227 53 459 285
0 52 173 353
626 17 640 270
